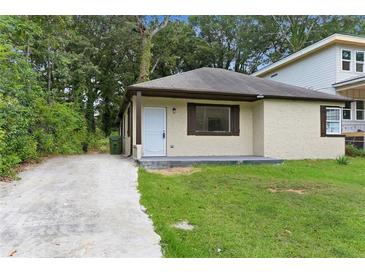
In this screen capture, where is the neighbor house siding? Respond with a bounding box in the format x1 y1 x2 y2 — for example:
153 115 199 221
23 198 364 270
133 96 254 157
261 46 337 94
262 100 345 159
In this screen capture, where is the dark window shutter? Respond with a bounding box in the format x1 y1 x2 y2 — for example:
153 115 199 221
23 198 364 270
230 105 240 136
187 103 196 135
320 106 327 137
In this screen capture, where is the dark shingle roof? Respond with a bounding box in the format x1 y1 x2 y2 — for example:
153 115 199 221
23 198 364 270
128 67 350 102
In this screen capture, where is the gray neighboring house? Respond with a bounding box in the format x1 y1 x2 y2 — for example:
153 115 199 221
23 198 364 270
253 33 365 134
120 67 349 163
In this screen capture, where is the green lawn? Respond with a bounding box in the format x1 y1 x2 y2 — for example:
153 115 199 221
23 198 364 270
138 159 365 258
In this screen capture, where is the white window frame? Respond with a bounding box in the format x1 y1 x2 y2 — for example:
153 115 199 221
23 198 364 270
356 50 364 73
341 49 352 71
342 101 352 120
326 107 342 135
356 100 365 121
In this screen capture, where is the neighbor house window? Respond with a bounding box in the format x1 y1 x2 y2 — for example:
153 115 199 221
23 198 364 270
356 51 364 72
187 103 239 136
356 100 365 120
342 49 351 71
320 106 342 136
343 101 352 120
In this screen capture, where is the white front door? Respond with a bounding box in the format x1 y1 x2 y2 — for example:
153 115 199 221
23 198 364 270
143 107 166 156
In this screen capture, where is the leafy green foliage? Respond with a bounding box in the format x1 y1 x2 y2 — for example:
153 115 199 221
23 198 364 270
34 102 87 154
0 95 37 176
336 155 349 165
345 144 365 157
0 93 88 177
87 129 110 153
0 16 89 177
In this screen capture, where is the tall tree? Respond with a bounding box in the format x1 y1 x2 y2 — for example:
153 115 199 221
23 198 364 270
74 16 140 135
150 20 212 78
189 16 237 70
135 16 170 82
267 16 365 61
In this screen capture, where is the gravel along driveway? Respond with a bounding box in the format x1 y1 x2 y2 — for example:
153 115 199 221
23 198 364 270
0 154 161 257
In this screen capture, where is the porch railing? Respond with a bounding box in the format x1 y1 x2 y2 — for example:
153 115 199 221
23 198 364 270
344 131 365 149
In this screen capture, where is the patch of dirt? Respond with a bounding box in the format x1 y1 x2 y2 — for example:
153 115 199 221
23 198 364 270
148 167 201 176
268 188 305 194
172 220 194 231
0 160 40 183
0 175 13 183
16 160 40 173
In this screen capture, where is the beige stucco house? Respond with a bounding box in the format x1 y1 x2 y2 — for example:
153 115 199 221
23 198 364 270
120 67 349 164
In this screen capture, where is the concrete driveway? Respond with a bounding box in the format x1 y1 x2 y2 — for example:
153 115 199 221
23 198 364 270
0 154 161 257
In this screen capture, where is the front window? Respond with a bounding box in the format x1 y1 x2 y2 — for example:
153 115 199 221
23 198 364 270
356 100 365 120
356 51 364 72
326 107 341 135
196 105 230 132
342 49 351 71
187 103 240 136
343 101 352 120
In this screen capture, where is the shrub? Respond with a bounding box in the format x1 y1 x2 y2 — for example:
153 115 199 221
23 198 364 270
0 95 88 177
0 95 38 176
345 144 365 157
336 155 349 165
35 101 88 155
87 128 110 153
0 36 88 178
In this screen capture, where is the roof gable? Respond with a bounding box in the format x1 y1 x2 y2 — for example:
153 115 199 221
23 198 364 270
253 33 365 77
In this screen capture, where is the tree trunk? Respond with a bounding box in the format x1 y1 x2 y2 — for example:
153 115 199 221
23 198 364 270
47 46 52 94
138 34 153 83
86 90 96 133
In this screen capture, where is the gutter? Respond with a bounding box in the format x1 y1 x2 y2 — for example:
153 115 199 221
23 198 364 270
127 87 351 103
333 76 365 88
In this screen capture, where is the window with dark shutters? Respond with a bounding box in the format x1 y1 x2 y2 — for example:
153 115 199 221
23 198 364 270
187 103 240 136
320 105 343 137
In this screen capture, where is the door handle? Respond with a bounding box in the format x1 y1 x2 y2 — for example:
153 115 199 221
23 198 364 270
162 131 166 139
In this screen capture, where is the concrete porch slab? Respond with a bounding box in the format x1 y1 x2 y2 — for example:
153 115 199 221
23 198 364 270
137 155 283 169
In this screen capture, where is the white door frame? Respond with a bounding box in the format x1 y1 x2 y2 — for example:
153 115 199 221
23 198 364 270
143 107 167 157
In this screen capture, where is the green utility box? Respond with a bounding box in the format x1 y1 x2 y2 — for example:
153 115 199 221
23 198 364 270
109 136 122 155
